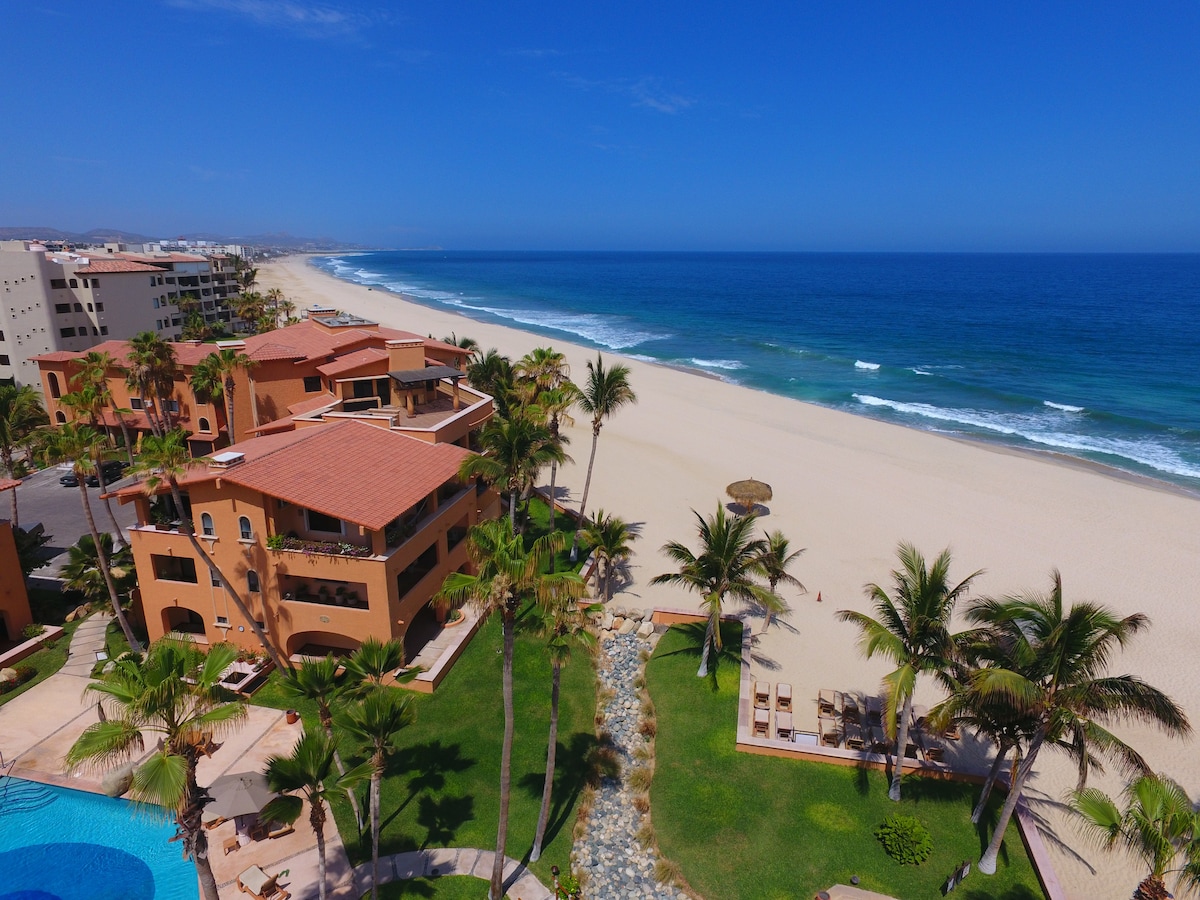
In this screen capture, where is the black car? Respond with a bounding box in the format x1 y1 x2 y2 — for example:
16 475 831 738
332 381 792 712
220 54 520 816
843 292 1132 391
59 470 80 487
85 460 128 488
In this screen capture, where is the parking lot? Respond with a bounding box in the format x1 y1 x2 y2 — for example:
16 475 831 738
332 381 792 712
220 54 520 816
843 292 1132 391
11 465 140 576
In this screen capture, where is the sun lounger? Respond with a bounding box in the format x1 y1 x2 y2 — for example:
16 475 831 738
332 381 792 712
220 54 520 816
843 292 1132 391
202 808 226 830
924 738 945 762
842 694 861 724
844 720 865 751
817 689 841 717
249 820 295 842
776 710 794 741
223 835 241 855
818 713 839 747
237 865 290 900
754 681 770 710
753 707 770 738
776 682 792 712
865 695 883 728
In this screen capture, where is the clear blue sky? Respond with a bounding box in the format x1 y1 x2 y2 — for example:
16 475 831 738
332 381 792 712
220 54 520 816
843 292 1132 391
2 2 1198 251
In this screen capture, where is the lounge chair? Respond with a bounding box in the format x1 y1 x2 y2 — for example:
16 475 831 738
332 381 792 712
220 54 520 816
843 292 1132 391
237 865 290 900
248 820 295 842
202 808 227 830
754 681 771 710
223 835 241 855
753 706 770 738
924 739 945 762
844 720 865 751
817 689 841 717
776 682 792 713
818 715 840 747
776 710 793 741
842 693 861 724
864 695 883 728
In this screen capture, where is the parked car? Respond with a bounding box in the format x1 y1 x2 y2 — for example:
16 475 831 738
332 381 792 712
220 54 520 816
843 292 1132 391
59 470 79 487
85 460 129 488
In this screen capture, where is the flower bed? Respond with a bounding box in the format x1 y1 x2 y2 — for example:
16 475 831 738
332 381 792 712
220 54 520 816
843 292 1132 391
266 534 373 558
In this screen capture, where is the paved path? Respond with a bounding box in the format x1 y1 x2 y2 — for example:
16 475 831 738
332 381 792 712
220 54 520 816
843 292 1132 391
59 613 113 678
353 848 553 900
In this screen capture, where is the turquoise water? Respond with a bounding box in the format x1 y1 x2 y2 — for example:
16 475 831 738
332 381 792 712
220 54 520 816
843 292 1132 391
0 778 197 900
313 251 1200 490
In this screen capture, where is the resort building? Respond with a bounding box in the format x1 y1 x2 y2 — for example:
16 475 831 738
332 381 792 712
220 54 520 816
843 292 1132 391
0 480 34 644
115 419 501 663
33 313 488 456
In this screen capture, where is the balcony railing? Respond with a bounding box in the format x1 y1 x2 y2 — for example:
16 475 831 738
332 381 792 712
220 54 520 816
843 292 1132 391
266 534 374 558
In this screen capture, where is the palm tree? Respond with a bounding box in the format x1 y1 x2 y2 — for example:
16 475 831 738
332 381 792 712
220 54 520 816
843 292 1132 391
579 510 639 603
442 332 479 354
459 413 566 534
651 505 782 678
62 532 137 611
466 348 515 415
191 348 256 445
1070 775 1200 900
835 543 981 802
58 389 126 543
126 332 164 437
0 383 47 526
752 530 806 630
344 636 406 694
530 581 592 862
77 350 134 464
515 347 577 538
434 520 582 900
132 429 287 673
278 655 364 828
337 688 416 900
128 332 179 434
66 639 247 900
569 353 636 562
40 424 141 651
968 574 1191 875
260 729 373 900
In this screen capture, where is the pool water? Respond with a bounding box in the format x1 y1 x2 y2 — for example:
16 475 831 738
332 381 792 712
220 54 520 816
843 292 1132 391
0 778 198 900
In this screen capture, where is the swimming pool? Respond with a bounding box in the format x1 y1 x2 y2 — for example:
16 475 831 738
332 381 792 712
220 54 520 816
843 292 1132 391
0 777 198 900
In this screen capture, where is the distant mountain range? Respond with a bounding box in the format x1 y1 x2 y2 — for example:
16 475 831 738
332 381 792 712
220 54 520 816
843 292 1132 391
0 226 368 251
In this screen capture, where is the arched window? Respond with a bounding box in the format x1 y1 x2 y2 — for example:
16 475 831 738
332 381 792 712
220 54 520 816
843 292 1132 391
239 516 252 540
247 570 260 593
198 416 211 433
54 410 66 424
48 372 61 399
200 512 214 536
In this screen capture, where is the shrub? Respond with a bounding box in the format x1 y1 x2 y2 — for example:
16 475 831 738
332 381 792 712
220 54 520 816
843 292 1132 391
874 814 934 865
21 623 46 640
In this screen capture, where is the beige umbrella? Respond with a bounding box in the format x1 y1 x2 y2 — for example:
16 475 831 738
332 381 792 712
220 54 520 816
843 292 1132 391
725 478 773 515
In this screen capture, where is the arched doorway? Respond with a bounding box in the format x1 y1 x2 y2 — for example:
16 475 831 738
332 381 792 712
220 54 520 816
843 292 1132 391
163 606 207 640
286 630 362 661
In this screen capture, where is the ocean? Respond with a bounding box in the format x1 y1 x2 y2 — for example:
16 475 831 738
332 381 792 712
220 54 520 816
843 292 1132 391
311 252 1200 491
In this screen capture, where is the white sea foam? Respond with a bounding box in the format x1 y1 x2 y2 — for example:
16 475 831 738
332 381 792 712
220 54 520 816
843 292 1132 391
910 368 932 376
433 300 670 350
688 358 746 371
1043 401 1085 413
855 360 880 371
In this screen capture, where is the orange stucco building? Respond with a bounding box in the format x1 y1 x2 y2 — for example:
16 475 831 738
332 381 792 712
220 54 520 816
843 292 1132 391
116 420 501 662
0 480 34 644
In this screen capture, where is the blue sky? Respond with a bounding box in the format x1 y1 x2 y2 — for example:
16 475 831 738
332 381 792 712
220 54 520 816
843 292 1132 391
2 1 1198 250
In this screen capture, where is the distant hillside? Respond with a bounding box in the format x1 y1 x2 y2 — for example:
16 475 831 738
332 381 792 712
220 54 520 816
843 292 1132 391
0 226 366 251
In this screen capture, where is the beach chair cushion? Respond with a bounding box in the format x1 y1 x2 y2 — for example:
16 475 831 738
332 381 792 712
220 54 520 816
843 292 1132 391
238 866 274 897
776 710 793 737
776 683 792 710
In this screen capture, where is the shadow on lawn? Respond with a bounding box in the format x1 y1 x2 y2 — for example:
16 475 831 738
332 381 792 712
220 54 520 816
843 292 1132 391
364 740 477 853
651 621 743 691
516 731 598 859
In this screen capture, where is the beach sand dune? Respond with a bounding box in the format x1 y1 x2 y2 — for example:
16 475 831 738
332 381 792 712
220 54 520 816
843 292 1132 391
260 255 1200 900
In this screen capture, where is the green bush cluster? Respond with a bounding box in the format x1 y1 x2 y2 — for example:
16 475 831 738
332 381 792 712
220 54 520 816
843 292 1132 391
874 814 934 866
0 664 40 695
21 623 46 640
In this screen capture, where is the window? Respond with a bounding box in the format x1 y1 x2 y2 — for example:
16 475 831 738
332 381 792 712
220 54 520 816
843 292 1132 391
59 327 75 338
95 302 103 311
198 416 211 433
153 298 160 309
200 512 214 536
92 280 100 289
156 320 163 331
165 400 179 413
305 509 343 534
82 279 89 289
99 326 108 335
55 303 70 314
130 397 144 410
51 279 67 289
150 276 157 286
247 571 260 593
303 375 322 393
69 279 78 288
73 302 83 312
152 554 198 583
91 327 99 336
211 569 221 587
48 373 61 398
0 356 9 366
238 516 253 540
215 615 229 626
55 410 66 424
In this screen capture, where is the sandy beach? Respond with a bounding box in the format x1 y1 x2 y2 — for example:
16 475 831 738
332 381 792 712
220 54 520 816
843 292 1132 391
260 254 1200 900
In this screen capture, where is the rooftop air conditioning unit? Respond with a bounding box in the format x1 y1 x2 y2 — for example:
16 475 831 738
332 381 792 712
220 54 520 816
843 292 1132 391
209 451 246 470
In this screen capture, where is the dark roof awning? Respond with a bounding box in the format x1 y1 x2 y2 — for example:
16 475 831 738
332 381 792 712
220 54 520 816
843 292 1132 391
388 365 464 386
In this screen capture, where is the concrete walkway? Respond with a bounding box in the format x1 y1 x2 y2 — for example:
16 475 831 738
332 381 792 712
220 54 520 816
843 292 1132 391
353 848 553 900
59 613 113 678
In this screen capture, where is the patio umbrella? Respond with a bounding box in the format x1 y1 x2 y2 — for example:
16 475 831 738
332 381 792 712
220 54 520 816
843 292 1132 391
725 478 773 514
205 771 276 820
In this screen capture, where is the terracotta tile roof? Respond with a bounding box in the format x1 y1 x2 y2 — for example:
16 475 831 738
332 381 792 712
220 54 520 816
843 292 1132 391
287 394 338 416
118 252 206 264
73 259 166 274
29 351 80 363
316 347 388 377
0 479 20 493
247 342 306 362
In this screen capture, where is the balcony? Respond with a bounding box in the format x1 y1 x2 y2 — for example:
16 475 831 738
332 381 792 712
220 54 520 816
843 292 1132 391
266 534 374 559
280 575 369 610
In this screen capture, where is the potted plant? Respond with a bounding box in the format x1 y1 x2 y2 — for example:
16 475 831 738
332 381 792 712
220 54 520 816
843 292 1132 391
444 608 464 628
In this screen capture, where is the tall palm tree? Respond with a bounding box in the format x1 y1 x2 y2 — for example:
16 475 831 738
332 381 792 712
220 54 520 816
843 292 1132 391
126 332 164 437
191 348 256 445
66 639 247 900
442 332 479 354
459 412 566 534
77 350 135 463
1070 775 1200 900
59 389 126 543
434 520 581 900
515 346 577 538
530 581 591 862
128 332 179 434
651 505 782 678
579 510 640 603
466 348 515 416
62 532 137 611
260 730 373 900
132 429 287 672
337 688 416 900
752 530 807 630
969 573 1190 875
279 655 364 828
836 543 981 801
344 636 406 694
0 383 47 526
569 353 636 562
40 424 141 651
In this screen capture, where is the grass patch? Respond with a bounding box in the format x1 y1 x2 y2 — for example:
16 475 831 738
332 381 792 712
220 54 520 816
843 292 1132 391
253 605 597 887
645 622 1047 900
371 875 511 898
522 496 588 573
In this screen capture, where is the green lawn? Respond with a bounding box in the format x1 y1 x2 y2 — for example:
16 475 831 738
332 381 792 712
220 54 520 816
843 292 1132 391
253 606 597 888
0 589 84 708
370 875 497 899
521 496 589 573
645 622 1047 900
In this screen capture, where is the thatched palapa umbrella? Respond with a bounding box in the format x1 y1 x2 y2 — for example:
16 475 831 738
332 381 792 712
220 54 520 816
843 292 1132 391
725 478 773 515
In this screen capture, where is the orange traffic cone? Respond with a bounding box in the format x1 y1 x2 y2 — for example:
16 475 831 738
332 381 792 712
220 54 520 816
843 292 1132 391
816 591 822 602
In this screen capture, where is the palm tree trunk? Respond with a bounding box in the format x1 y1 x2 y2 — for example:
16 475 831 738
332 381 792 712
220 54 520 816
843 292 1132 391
491 611 516 900
697 615 715 678
94 464 126 546
530 659 561 861
312 803 328 900
319 708 364 831
509 488 518 534
195 843 220 900
890 693 915 801
3 449 18 528
548 460 558 535
979 729 1046 874
166 480 288 673
113 403 135 465
569 427 601 562
1133 875 1170 900
972 742 1011 824
76 481 143 653
371 767 381 900
225 378 237 445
